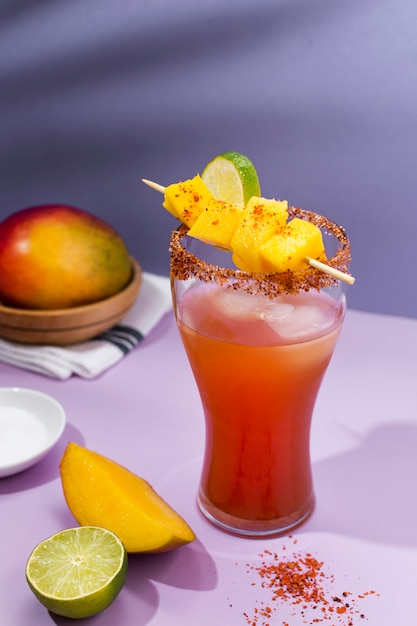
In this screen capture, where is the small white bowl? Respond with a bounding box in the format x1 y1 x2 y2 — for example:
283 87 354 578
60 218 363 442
0 387 66 477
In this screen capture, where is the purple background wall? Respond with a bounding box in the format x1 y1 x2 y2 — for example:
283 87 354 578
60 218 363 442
1 0 416 317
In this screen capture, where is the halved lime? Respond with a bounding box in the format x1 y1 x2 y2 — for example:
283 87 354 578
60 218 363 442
26 526 127 619
201 151 261 208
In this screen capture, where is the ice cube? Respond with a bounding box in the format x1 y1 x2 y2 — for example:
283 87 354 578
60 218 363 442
213 289 294 321
272 304 332 341
254 300 295 321
214 291 258 319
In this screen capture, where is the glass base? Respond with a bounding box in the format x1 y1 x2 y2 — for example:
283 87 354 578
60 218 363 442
197 490 315 538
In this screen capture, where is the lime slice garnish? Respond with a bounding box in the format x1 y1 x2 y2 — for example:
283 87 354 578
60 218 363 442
201 151 261 208
26 526 127 619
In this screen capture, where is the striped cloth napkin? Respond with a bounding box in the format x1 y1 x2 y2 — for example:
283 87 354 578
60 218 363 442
0 273 172 380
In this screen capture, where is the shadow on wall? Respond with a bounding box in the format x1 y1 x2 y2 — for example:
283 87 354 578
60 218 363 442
0 0 353 105
0 0 416 317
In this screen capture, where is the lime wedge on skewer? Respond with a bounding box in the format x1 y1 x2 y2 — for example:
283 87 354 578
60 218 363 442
26 526 127 619
202 151 261 208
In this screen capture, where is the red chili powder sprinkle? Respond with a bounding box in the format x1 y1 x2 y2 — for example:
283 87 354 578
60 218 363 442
242 546 380 626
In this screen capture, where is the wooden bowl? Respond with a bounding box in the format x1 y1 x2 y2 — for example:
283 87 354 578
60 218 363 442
0 258 142 346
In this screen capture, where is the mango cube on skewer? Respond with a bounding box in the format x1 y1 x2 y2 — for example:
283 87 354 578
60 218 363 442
260 218 326 273
187 199 244 249
230 196 288 272
163 175 213 227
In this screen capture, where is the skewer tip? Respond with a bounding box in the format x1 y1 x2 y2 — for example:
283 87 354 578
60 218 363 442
142 179 166 193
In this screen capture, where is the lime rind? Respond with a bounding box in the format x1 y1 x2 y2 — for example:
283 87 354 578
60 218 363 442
202 151 261 207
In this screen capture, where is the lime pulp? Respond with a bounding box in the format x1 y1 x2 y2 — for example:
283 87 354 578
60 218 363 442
201 151 261 207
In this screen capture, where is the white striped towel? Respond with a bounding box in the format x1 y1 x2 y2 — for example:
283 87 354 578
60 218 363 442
0 272 172 380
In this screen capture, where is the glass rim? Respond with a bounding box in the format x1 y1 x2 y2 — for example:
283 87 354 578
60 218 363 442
170 206 352 297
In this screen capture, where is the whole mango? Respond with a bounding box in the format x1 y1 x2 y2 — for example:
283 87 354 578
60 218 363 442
0 204 132 310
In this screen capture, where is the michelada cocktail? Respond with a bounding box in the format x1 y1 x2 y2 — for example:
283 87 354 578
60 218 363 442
170 208 349 536
144 152 352 536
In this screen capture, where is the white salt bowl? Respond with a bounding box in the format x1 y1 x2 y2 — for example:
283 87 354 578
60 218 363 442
0 387 66 477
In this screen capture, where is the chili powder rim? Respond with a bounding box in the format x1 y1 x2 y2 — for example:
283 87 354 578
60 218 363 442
169 206 352 297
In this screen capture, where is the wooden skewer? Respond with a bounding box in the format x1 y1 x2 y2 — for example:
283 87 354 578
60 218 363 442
142 178 355 285
305 257 355 285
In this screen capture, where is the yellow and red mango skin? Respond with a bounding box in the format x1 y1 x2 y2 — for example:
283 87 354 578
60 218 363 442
0 204 132 310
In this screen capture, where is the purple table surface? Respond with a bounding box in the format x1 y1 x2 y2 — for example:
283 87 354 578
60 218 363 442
1 308 416 625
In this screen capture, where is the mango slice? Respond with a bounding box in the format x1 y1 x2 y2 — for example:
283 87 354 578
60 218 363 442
162 175 213 227
187 198 244 249
60 443 196 553
230 196 288 272
260 218 326 272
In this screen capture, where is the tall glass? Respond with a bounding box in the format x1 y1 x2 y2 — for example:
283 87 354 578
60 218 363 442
170 206 351 537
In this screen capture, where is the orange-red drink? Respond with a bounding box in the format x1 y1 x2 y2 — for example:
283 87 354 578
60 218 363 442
178 285 343 534
170 208 350 536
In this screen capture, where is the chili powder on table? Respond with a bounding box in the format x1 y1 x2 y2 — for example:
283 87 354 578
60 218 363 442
241 538 379 626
